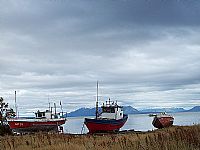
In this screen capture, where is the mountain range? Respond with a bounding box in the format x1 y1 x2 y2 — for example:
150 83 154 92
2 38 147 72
140 108 186 113
185 106 200 112
65 106 200 117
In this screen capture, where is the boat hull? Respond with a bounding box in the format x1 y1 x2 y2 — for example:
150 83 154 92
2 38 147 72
152 116 174 129
7 118 66 133
84 114 128 133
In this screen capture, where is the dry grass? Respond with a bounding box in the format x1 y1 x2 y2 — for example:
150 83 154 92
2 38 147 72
0 125 200 150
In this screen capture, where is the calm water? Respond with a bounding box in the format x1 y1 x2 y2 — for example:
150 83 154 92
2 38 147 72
63 112 200 134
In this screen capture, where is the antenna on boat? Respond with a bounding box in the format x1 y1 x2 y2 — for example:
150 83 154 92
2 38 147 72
50 107 53 119
54 103 56 115
48 95 50 111
95 81 99 119
15 91 17 117
60 101 63 117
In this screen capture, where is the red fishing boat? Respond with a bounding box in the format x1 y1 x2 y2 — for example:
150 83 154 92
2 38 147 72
152 112 174 129
7 107 66 133
84 82 128 133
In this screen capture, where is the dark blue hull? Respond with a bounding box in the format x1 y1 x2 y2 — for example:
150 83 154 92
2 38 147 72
84 114 128 133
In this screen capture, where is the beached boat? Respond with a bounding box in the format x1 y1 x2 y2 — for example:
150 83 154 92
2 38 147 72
152 112 174 129
84 82 128 133
7 109 66 133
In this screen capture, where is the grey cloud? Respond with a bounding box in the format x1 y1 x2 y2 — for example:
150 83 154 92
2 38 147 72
0 0 200 112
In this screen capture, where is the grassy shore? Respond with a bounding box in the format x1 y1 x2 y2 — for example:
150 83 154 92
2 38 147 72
0 125 200 150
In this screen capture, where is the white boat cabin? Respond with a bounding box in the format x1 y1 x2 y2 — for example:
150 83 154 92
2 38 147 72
156 112 173 118
99 99 124 120
35 110 61 119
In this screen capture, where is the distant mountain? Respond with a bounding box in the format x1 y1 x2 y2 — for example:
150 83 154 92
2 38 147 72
66 106 139 117
64 106 200 117
140 108 186 113
187 106 200 112
65 107 101 117
123 106 140 114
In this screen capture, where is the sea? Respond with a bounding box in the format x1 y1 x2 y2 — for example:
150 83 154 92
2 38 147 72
63 112 200 134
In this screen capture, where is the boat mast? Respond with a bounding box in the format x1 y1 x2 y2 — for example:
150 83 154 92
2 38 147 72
54 103 56 115
95 81 99 119
15 91 17 117
60 101 63 117
48 95 50 111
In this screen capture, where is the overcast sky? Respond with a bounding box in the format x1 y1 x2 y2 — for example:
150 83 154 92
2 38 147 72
0 0 200 113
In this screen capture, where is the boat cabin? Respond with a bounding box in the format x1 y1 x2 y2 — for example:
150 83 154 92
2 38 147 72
35 110 61 119
156 112 173 118
99 99 124 120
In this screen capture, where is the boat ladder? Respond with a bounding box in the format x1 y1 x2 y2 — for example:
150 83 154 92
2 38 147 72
81 123 85 134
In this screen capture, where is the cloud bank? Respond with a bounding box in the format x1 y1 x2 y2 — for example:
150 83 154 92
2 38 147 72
0 0 200 113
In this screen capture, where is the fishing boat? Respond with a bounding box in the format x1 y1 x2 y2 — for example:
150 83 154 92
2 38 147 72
84 82 128 133
152 112 174 129
7 109 66 133
7 93 66 133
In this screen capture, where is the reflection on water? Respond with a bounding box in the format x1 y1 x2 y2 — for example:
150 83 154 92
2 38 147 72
63 112 200 134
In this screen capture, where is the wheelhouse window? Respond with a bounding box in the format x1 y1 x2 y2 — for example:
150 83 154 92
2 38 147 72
102 107 115 113
36 111 45 118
